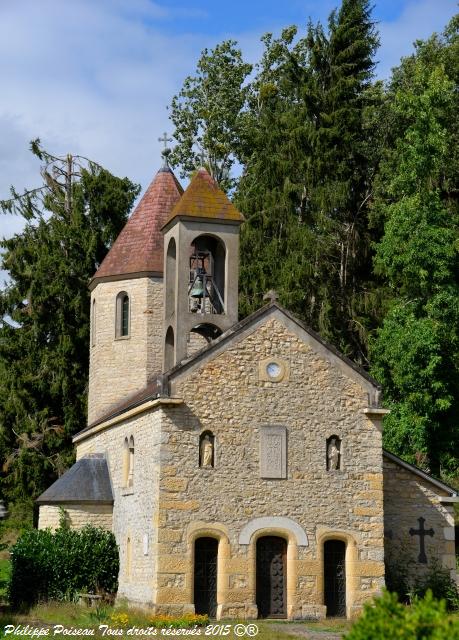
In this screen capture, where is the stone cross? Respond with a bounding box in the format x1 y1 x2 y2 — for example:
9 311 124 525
409 517 434 564
263 289 279 304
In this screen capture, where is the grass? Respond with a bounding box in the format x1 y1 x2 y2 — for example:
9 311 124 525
0 559 10 602
0 602 352 639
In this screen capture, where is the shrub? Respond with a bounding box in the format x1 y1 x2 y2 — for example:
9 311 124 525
345 590 459 640
385 549 459 611
8 523 119 608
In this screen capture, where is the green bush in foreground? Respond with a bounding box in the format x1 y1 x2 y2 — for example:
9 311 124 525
345 590 459 640
8 523 119 608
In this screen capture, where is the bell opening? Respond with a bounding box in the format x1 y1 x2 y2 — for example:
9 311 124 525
188 235 226 315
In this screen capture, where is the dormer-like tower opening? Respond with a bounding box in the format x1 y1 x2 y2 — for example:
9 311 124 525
162 168 244 369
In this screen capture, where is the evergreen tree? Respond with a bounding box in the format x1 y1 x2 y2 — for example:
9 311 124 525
237 0 379 364
0 141 139 510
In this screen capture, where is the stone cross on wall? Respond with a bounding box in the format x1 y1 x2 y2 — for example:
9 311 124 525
409 517 434 564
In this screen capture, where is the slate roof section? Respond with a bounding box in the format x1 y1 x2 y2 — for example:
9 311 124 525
91 167 183 287
83 376 165 432
383 449 458 496
162 168 244 230
36 454 113 504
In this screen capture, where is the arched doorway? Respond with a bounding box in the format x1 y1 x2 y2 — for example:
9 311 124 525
194 537 218 617
324 540 346 617
256 536 287 618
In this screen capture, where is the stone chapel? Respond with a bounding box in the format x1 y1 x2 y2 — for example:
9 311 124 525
37 159 458 620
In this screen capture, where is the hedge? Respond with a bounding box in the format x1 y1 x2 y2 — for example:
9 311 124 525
8 522 119 607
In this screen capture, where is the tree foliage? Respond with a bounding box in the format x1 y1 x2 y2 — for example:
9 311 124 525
169 40 252 190
169 7 459 478
370 22 459 475
345 590 459 640
0 141 139 507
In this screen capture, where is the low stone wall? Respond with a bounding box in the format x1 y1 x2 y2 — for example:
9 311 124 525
38 504 113 531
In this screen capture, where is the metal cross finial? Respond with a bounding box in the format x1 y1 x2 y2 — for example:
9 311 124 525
158 131 172 152
158 132 173 167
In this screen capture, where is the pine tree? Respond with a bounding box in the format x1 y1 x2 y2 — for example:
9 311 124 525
0 141 139 512
237 1 379 365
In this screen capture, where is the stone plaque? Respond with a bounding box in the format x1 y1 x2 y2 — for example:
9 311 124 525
260 425 287 478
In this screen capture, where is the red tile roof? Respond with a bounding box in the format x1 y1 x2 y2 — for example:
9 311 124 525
91 167 183 284
163 168 244 229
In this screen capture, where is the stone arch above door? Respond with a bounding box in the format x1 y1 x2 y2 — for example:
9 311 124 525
239 517 309 546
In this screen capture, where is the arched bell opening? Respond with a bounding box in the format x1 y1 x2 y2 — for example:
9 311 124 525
164 326 175 371
188 235 226 315
166 238 176 317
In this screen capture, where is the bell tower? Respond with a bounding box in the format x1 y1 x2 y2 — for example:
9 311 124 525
161 168 244 369
87 161 183 425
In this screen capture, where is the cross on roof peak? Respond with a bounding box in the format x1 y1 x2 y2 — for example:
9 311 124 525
158 132 173 167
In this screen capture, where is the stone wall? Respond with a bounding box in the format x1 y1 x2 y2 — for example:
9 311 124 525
383 457 457 583
38 504 112 530
88 277 163 425
154 313 385 619
76 408 163 606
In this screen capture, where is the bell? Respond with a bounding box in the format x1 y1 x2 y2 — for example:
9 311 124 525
190 276 204 298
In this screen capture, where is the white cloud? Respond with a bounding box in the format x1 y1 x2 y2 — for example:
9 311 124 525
377 0 457 79
0 0 205 223
0 0 457 270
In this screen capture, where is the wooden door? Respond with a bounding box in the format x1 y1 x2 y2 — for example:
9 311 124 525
194 537 218 617
324 540 346 617
256 536 287 618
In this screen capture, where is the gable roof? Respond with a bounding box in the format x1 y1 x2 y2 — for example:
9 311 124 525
90 167 183 288
78 302 381 437
36 454 113 504
168 302 381 392
383 449 458 497
162 167 244 231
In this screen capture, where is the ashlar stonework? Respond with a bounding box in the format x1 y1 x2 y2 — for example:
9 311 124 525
37 163 458 620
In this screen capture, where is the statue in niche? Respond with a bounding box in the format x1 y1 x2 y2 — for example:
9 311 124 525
327 437 341 471
200 433 214 468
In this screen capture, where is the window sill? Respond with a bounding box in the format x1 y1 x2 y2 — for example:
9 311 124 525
121 488 135 496
115 335 130 341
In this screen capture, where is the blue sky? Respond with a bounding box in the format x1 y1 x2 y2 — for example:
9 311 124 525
0 0 457 251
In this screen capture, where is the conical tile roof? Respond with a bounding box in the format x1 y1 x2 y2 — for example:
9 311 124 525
162 168 244 230
91 166 183 286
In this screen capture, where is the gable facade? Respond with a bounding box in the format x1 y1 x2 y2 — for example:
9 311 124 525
37 164 458 620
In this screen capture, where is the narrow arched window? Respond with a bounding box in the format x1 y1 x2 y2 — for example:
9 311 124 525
91 298 96 347
123 437 129 487
116 291 130 338
128 436 134 487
